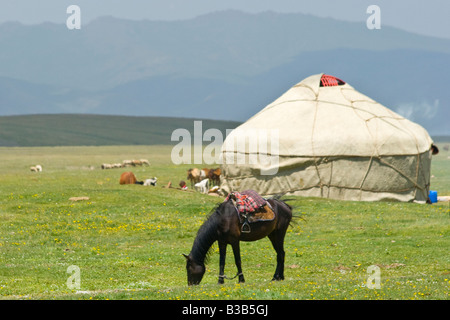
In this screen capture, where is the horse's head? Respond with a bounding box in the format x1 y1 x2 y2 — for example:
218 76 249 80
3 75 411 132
183 253 205 285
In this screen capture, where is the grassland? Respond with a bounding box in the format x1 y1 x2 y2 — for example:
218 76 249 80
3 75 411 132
0 114 240 146
0 143 449 300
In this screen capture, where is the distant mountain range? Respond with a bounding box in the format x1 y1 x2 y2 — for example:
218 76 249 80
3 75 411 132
0 10 449 135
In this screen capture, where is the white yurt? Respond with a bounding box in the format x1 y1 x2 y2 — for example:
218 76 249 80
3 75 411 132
220 74 434 202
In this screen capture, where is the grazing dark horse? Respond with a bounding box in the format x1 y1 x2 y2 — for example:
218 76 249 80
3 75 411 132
183 196 293 285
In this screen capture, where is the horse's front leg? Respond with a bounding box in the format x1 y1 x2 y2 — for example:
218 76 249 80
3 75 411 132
218 241 227 284
231 241 245 283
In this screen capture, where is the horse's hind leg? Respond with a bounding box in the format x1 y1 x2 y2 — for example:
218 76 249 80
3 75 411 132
268 232 285 281
231 242 245 283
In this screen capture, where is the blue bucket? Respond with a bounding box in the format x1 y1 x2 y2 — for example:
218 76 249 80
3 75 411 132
429 190 438 203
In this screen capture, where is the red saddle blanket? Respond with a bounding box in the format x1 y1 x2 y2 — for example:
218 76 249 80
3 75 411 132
226 190 275 225
225 190 267 213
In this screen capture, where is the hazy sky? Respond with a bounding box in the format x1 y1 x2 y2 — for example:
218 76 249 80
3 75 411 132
0 0 449 39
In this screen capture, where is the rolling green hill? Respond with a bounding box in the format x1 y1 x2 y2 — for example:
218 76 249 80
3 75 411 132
0 114 240 147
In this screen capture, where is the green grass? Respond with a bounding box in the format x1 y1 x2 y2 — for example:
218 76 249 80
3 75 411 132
0 144 449 300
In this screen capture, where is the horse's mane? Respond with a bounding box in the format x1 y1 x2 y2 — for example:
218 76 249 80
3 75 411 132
190 201 229 265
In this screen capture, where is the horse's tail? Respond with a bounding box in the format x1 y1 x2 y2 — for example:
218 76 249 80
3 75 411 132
269 193 305 225
269 193 292 210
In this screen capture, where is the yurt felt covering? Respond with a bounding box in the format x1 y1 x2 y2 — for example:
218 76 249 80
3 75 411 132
220 74 434 202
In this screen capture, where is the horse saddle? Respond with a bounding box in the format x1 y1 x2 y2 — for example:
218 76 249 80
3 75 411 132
226 190 275 233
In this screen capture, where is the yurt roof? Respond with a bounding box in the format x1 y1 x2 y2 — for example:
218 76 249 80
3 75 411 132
225 74 433 158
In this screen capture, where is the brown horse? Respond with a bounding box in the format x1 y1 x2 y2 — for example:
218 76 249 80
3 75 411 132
208 168 221 185
183 195 293 285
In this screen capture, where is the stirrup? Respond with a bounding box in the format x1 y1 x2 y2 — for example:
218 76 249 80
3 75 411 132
241 221 251 233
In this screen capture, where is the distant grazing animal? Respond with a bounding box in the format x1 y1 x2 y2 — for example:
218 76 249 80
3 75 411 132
208 168 221 185
131 160 144 166
30 165 42 172
119 171 143 185
122 160 133 167
187 168 199 186
122 159 149 167
144 177 158 186
187 168 207 186
201 168 210 178
101 163 112 169
194 178 209 194
102 163 123 169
